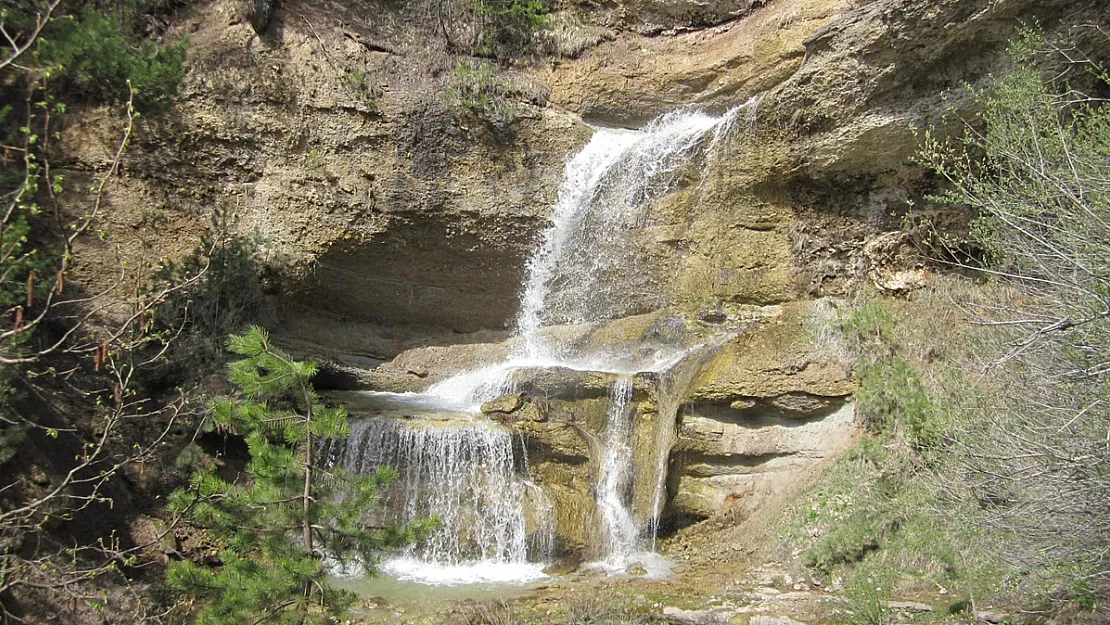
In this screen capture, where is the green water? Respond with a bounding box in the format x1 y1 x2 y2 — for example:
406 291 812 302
330 574 547 622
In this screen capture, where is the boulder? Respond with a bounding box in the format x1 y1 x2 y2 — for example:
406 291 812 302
481 393 526 415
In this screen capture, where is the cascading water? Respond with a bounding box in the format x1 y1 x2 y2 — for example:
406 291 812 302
332 102 755 584
596 377 639 566
646 333 736 549
516 107 750 361
322 419 550 584
424 102 756 409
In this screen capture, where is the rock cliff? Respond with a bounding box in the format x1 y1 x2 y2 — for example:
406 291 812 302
62 0 1110 558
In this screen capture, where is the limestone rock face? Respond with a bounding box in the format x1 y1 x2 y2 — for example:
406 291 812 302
671 402 856 521
765 0 1110 179
64 0 1110 557
667 300 857 522
83 0 592 352
539 0 852 126
575 0 773 34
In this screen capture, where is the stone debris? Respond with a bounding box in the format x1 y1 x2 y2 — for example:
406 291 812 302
660 606 734 625
480 392 525 414
750 617 809 625
769 591 821 602
885 601 935 613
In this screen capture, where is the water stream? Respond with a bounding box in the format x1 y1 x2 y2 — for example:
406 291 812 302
328 103 755 585
596 377 639 567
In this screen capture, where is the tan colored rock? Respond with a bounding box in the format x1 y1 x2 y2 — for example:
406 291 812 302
72 0 595 343
517 421 593 464
768 392 840 417
750 617 809 625
661 606 734 625
538 0 853 126
885 601 934 613
689 301 856 403
671 403 856 520
763 0 1110 179
481 393 526 415
662 300 858 520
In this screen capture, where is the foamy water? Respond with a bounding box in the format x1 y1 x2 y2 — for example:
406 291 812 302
585 551 675 580
382 558 548 586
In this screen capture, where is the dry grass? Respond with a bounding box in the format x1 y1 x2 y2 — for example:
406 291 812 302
537 12 614 58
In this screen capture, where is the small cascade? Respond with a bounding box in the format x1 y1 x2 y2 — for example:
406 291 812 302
323 418 549 584
425 361 520 411
596 377 639 566
646 335 734 547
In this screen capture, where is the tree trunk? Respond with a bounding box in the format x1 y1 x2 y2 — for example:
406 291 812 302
302 389 314 557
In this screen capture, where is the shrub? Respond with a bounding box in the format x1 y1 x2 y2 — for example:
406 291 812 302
855 356 937 448
840 297 897 351
917 27 1110 585
445 59 500 112
442 59 545 133
36 10 187 112
834 577 893 625
167 327 436 624
473 0 549 59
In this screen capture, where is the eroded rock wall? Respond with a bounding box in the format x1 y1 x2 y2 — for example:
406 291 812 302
61 0 1110 552
72 0 1110 343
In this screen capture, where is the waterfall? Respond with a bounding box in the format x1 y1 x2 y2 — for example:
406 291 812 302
516 107 749 361
333 102 755 584
423 103 755 409
596 377 639 565
323 419 550 584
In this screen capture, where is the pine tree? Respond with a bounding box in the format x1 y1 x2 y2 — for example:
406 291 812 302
166 326 433 625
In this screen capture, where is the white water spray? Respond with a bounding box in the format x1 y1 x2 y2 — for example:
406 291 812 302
324 419 549 584
516 107 751 361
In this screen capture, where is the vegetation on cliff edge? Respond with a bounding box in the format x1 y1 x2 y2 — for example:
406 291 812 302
776 27 1110 624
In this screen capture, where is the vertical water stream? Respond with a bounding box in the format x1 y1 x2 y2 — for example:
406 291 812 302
596 377 639 565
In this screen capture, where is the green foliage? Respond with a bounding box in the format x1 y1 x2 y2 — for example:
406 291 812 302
446 59 499 112
441 59 550 137
0 423 26 466
856 356 937 448
149 204 263 382
783 430 1009 622
915 26 1110 598
775 27 1110 624
167 327 434 625
916 26 1110 292
840 298 897 350
0 0 188 618
0 104 61 326
442 59 528 129
833 575 893 625
800 441 900 575
839 298 939 448
473 0 549 58
36 10 187 112
803 515 883 574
